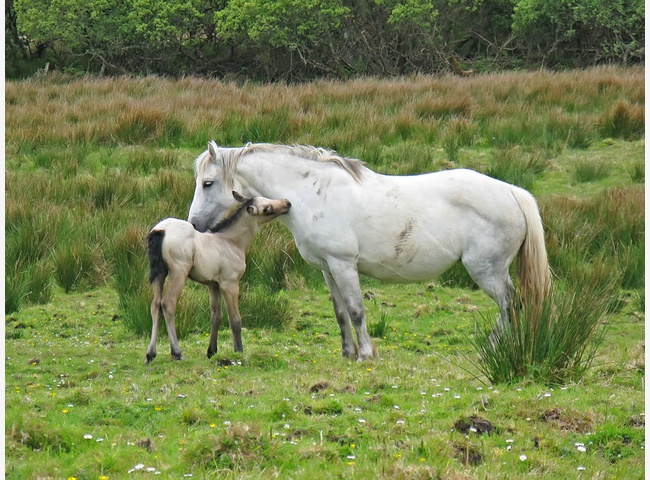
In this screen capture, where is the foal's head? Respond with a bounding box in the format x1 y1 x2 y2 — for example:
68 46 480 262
209 191 291 232
236 191 292 224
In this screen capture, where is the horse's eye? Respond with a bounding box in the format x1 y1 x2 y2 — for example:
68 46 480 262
203 181 213 188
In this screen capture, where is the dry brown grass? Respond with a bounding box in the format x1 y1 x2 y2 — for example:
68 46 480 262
6 67 643 153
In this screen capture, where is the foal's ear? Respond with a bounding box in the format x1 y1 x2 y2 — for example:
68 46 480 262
232 191 247 203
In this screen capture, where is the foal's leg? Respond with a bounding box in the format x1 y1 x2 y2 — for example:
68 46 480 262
161 270 187 360
221 282 243 352
323 270 358 359
325 258 377 361
146 277 165 364
206 283 222 359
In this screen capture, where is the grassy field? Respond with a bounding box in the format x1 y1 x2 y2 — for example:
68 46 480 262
5 67 645 478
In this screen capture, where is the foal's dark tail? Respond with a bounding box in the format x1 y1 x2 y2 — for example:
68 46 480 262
146 230 168 284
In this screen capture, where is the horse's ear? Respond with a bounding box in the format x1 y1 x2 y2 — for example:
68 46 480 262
232 191 247 203
208 140 219 160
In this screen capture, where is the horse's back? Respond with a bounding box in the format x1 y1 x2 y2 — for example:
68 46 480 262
349 169 529 281
151 218 197 266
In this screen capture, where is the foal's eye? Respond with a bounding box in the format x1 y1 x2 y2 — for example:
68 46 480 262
203 181 213 188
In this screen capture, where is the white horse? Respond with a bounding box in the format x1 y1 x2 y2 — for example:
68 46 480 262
146 191 292 364
188 142 551 361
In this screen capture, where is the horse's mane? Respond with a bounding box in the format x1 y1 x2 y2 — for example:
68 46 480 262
195 143 366 187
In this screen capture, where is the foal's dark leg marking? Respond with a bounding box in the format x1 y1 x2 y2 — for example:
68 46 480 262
207 283 222 359
171 350 183 361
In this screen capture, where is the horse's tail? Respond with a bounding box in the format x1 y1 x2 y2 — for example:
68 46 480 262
147 229 168 284
511 187 551 308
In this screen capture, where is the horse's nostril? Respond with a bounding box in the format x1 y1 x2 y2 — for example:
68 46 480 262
286 201 292 207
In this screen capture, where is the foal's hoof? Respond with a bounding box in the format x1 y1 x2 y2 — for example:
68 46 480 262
145 353 156 365
207 348 217 359
171 352 183 361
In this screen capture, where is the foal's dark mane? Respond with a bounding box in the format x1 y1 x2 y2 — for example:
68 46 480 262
208 198 255 233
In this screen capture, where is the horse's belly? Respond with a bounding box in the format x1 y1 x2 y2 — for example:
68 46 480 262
357 251 459 283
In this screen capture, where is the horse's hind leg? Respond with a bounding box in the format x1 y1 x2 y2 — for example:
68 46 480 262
461 256 514 332
324 258 377 361
146 277 164 364
206 283 222 359
161 270 187 360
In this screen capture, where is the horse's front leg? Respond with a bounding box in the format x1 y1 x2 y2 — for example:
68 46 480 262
323 270 358 359
221 282 243 353
325 258 378 361
206 283 222 359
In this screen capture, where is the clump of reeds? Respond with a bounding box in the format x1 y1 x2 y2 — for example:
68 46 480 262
469 262 617 384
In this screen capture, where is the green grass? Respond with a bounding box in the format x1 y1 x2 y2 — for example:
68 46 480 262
5 283 644 479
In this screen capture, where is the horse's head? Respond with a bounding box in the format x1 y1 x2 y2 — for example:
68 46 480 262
188 141 241 232
236 191 292 224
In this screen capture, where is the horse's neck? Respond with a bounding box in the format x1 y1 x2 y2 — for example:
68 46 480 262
212 221 258 251
237 152 365 199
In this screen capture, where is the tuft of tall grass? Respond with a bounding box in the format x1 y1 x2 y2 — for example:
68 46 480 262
469 263 617 385
629 161 644 183
598 99 645 140
379 142 439 176
369 309 391 338
111 225 152 334
5 269 28 315
244 223 323 291
414 94 472 121
52 242 102 293
485 148 549 190
442 118 476 163
542 186 644 287
239 286 293 330
572 160 611 183
5 262 54 314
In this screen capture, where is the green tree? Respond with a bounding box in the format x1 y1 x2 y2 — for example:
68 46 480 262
215 0 351 79
512 0 644 66
14 0 134 73
13 0 225 75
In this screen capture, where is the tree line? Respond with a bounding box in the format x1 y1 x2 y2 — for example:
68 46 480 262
6 0 645 80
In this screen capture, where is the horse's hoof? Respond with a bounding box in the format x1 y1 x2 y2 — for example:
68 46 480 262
171 352 183 361
207 348 217 359
145 353 156 364
342 348 358 360
357 352 377 362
